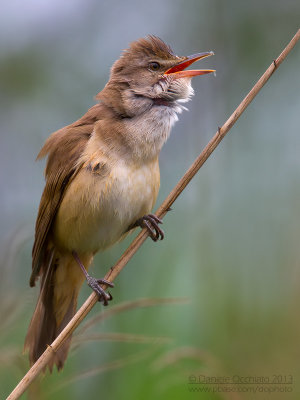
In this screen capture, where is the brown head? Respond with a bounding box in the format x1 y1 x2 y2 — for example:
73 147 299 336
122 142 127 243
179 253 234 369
97 35 214 117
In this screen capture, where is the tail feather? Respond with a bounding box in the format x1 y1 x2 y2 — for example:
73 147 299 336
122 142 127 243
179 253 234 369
25 250 88 371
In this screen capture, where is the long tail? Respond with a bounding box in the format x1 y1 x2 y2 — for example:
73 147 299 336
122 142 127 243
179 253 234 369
24 250 92 371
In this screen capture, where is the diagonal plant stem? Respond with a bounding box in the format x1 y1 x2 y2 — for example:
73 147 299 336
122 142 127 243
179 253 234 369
6 28 300 400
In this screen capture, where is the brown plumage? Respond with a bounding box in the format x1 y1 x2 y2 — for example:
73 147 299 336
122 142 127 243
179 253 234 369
25 36 214 370
26 106 101 370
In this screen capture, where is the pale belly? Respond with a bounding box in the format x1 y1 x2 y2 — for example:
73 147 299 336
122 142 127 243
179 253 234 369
53 159 160 254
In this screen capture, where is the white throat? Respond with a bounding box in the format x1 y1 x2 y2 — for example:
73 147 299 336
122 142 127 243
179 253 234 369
124 96 192 161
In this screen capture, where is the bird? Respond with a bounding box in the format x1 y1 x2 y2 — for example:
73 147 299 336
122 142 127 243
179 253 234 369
24 35 214 371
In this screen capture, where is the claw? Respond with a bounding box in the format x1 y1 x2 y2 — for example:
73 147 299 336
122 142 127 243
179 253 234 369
72 251 114 306
96 278 114 288
107 291 113 301
136 213 164 241
87 276 113 306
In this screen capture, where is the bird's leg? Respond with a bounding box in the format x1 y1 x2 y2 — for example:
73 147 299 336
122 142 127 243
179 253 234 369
129 214 164 241
72 250 114 306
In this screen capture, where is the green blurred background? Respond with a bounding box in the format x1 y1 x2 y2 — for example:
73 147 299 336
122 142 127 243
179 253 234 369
1 1 300 399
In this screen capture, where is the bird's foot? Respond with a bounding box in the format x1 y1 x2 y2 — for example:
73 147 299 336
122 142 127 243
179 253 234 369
86 275 114 306
72 250 114 306
136 213 164 241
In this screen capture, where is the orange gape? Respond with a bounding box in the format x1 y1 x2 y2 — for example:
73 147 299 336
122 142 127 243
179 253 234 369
25 35 214 371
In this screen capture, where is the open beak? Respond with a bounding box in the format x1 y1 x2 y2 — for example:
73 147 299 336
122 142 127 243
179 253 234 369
164 51 215 79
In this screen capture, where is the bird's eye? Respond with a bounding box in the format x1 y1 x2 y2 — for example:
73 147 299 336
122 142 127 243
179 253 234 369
148 62 160 71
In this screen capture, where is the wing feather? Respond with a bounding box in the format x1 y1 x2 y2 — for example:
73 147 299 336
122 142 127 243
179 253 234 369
30 104 102 286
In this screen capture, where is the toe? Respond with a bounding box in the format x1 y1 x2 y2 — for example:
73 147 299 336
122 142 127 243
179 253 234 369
97 278 114 288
